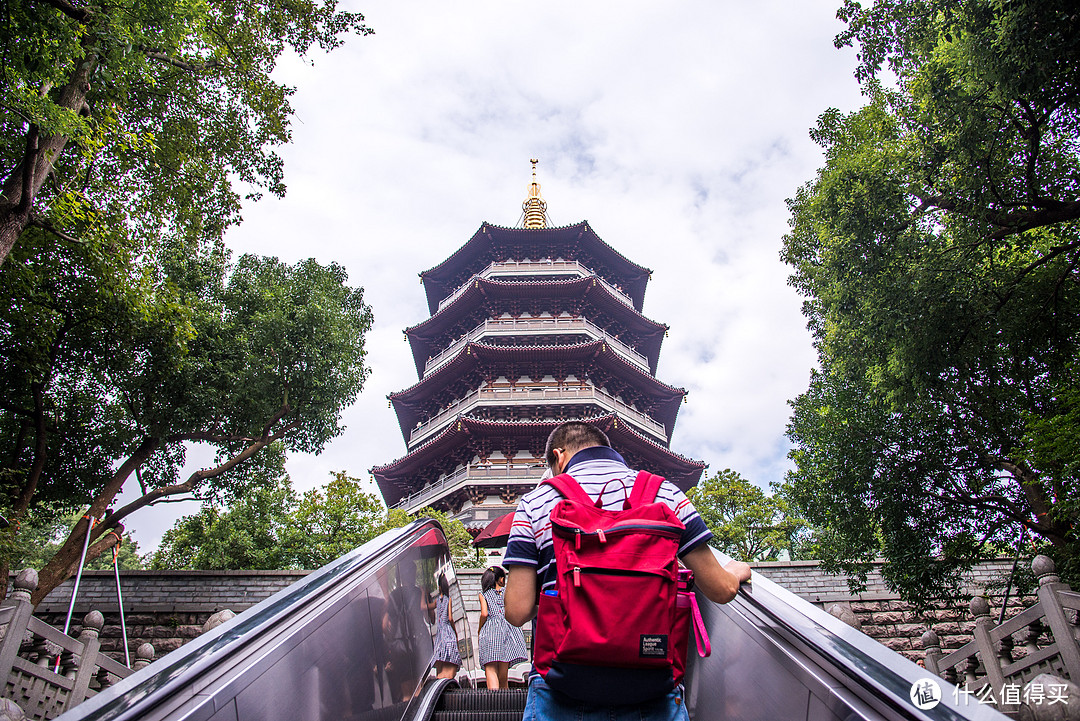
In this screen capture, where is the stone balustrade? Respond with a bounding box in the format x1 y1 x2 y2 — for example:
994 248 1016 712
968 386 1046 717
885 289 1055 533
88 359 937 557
0 570 153 720
9 557 1074 719
922 556 1080 719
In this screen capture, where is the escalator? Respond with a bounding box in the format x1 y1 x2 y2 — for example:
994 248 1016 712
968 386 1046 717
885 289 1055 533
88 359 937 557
54 521 1006 721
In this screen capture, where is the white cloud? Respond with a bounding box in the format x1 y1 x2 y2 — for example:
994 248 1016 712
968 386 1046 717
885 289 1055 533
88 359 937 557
125 0 865 550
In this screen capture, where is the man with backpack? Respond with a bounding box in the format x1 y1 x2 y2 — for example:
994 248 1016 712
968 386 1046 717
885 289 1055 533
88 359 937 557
503 421 752 720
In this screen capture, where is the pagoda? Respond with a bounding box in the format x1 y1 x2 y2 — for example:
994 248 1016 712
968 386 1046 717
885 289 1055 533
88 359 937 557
371 162 705 531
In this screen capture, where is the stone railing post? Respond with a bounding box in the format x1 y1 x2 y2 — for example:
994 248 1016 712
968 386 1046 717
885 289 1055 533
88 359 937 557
201 609 236 634
0 570 37 690
64 611 104 712
971 595 1013 713
1033 555 1080 681
0 698 26 721
920 629 942 676
132 643 155 671
1019 673 1080 721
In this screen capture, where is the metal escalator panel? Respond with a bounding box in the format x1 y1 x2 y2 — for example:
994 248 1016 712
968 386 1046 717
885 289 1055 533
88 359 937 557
684 549 1008 721
54 520 476 721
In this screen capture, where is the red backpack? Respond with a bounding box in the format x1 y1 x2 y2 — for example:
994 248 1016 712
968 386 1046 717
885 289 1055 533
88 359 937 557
532 471 710 705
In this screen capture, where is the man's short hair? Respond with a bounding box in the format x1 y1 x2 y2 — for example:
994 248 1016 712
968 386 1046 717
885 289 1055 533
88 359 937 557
545 421 611 468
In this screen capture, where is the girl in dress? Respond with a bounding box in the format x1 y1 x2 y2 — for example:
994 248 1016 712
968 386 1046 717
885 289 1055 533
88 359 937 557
477 565 527 689
431 574 461 679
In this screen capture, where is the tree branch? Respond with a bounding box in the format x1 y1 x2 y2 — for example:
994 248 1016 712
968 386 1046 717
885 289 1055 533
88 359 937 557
143 51 219 74
40 0 90 23
912 192 1080 239
29 214 82 244
105 419 300 528
16 126 39 214
262 401 291 438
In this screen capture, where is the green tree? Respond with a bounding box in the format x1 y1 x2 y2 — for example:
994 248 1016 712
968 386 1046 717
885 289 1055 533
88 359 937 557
1 242 374 604
289 472 402 569
151 472 484 570
688 469 809 562
5 509 144 572
0 0 370 267
151 474 296 570
781 0 1080 600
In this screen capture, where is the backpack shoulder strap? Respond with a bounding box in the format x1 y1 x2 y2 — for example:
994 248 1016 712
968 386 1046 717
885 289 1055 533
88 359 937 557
628 471 666 506
542 473 592 504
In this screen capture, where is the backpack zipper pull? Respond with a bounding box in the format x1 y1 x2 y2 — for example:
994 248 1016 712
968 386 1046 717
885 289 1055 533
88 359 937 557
573 567 581 587
575 529 581 550
597 528 606 543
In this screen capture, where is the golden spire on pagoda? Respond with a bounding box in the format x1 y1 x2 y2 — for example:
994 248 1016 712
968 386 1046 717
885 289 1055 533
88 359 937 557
522 158 548 229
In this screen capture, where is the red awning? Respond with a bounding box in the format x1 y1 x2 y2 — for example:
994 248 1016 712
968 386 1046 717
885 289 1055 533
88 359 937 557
471 511 516 548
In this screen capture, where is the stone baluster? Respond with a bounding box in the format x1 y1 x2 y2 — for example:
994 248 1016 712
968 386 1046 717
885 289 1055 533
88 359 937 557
57 648 76 679
0 570 36 687
1033 555 1080 681
920 629 942 676
971 595 1010 710
94 665 112 692
65 611 104 712
133 642 155 671
963 654 981 687
998 634 1015 666
30 637 52 668
1025 619 1045 656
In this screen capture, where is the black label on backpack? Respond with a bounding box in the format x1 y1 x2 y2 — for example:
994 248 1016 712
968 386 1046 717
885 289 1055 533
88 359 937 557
639 634 668 658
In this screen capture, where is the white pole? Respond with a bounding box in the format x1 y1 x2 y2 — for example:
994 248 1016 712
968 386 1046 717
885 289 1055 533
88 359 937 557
111 538 131 666
57 514 97 672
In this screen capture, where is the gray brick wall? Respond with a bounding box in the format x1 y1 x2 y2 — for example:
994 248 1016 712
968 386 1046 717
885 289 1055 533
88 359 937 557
28 570 309 658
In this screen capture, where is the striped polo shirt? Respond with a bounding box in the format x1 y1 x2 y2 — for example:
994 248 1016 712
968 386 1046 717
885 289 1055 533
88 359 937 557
503 445 713 591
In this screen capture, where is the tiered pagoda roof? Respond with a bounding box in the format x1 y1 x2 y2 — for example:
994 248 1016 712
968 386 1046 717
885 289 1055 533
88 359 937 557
371 414 705 507
405 275 667 375
388 340 686 440
419 222 652 314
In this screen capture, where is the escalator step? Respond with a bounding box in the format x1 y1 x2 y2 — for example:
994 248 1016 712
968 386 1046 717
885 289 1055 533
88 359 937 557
437 689 528 712
431 712 525 721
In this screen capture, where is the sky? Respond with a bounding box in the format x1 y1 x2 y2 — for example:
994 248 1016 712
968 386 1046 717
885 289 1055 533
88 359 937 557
122 0 869 552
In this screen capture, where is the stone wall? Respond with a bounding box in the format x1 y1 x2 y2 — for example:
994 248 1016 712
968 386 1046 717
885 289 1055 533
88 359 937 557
19 559 1033 665
749 559 1033 662
30 569 308 660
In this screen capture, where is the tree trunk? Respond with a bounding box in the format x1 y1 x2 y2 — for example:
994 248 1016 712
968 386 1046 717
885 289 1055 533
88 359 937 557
32 436 158 606
30 526 122 607
30 410 294 604
0 53 96 267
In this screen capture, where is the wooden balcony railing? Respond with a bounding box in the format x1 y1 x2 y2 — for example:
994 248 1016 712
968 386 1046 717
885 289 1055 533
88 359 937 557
424 316 649 375
436 260 633 311
391 464 544 512
408 384 666 448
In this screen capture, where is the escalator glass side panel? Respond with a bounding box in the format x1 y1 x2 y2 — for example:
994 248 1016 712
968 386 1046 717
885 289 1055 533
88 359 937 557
685 548 1007 721
55 521 474 721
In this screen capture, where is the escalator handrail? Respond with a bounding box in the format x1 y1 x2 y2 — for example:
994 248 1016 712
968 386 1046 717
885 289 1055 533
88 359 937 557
713 548 1006 721
55 520 444 721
